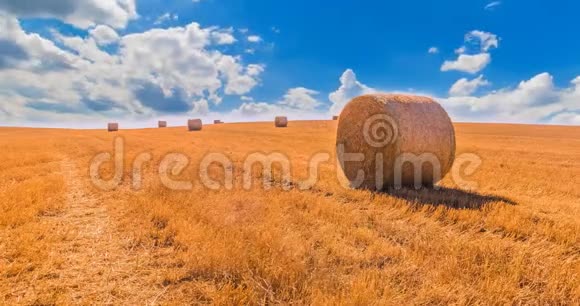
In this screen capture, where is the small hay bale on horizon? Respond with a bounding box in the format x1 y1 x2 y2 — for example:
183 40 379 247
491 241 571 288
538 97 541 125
336 93 455 190
158 121 167 128
333 116 339 120
275 116 288 128
214 120 223 124
188 119 203 131
108 123 118 132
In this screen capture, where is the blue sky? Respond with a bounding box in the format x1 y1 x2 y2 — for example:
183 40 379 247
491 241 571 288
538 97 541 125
0 0 579 127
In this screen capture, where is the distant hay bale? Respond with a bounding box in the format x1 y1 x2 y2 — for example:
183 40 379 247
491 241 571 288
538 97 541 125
158 121 167 128
275 116 288 128
188 119 202 131
214 120 223 124
336 93 455 190
333 116 339 120
107 123 118 132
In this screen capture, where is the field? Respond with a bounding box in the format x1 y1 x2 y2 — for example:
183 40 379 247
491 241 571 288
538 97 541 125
0 121 578 305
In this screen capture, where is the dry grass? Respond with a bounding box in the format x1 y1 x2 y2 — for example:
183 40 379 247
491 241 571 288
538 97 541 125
0 122 578 304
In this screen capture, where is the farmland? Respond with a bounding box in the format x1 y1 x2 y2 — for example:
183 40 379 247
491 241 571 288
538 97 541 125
0 121 578 304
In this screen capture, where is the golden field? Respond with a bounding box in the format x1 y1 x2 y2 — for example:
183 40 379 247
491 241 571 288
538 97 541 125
0 121 578 305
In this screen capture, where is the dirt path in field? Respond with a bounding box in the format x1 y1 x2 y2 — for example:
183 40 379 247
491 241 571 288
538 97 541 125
19 158 164 304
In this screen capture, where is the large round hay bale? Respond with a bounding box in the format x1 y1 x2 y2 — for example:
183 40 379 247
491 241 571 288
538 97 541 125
336 94 455 190
158 121 167 128
188 119 202 131
108 123 118 132
275 116 288 128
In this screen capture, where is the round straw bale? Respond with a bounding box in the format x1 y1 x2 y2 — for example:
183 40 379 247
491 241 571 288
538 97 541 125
188 119 203 131
158 121 167 128
275 116 288 128
214 120 223 124
336 94 455 190
108 123 118 132
333 116 339 120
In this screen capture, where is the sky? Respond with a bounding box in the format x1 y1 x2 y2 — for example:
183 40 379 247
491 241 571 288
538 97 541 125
0 0 579 127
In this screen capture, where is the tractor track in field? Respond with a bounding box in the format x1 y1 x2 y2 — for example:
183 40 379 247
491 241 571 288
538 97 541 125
4 158 166 305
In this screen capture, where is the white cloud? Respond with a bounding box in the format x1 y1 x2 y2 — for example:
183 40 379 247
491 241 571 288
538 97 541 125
154 12 178 25
0 0 137 29
236 70 580 125
442 30 499 74
217 56 264 95
211 28 236 45
89 25 119 45
449 75 490 96
441 72 580 124
247 35 262 43
428 47 439 54
278 87 321 110
0 15 264 124
52 30 113 63
441 53 491 74
466 30 499 52
484 1 502 10
323 68 580 125
235 86 322 120
329 69 375 114
192 98 209 115
550 112 580 125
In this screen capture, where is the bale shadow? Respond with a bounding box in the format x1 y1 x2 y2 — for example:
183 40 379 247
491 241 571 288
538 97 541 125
384 186 517 210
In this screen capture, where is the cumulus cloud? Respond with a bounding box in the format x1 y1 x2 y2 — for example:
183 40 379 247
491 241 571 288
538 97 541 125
0 38 29 68
441 30 498 74
278 87 321 110
324 69 580 125
238 70 580 125
329 69 375 114
0 0 138 29
230 85 327 122
89 25 120 45
211 28 236 45
0 15 264 123
237 86 321 116
442 53 491 74
550 112 580 125
466 30 499 52
449 75 490 96
0 15 79 72
441 72 580 124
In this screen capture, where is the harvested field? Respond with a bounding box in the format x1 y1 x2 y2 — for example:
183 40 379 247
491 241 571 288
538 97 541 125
0 122 578 304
